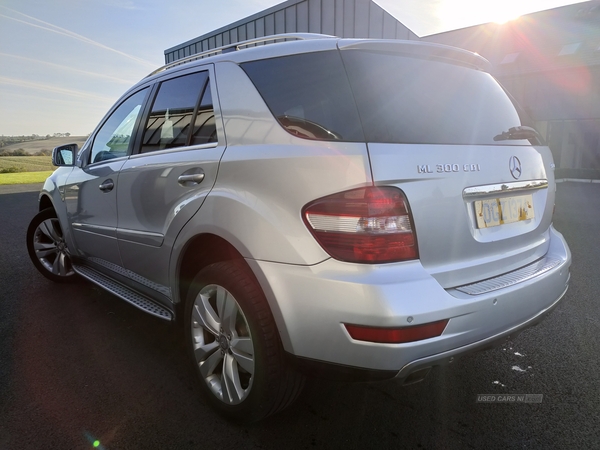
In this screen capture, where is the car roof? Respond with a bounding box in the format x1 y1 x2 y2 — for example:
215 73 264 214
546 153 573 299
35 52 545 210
144 33 491 81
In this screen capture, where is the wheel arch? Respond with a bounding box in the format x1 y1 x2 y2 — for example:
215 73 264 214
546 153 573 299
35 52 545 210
173 232 294 353
175 233 246 320
39 193 54 212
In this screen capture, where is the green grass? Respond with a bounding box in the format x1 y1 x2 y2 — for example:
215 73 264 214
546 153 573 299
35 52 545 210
0 171 53 185
0 156 54 172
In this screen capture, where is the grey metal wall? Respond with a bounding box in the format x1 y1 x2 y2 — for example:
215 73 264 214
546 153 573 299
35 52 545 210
498 66 600 170
164 0 418 63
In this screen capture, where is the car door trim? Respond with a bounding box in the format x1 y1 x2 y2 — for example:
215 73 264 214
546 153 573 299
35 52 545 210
116 228 164 247
72 223 117 238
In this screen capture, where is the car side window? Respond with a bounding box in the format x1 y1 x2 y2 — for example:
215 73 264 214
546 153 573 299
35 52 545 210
241 51 364 142
189 80 217 146
90 88 148 164
141 71 216 153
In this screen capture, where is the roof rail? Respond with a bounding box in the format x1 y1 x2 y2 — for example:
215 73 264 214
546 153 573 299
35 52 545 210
148 33 334 77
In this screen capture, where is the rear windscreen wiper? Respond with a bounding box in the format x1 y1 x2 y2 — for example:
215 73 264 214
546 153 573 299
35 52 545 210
494 126 541 142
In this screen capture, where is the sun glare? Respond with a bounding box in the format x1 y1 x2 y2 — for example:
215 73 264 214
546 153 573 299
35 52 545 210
438 0 524 30
493 12 522 25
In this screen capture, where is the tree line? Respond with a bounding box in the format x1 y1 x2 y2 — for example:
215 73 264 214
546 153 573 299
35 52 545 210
0 133 72 148
0 149 52 157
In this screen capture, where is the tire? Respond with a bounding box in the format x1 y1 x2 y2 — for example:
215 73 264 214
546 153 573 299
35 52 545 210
184 260 304 423
26 208 76 283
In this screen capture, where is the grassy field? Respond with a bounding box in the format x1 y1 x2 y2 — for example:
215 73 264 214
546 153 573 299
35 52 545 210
0 171 53 185
0 156 54 172
0 137 85 184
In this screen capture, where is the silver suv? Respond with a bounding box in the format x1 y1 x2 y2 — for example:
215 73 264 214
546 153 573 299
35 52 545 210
27 34 571 422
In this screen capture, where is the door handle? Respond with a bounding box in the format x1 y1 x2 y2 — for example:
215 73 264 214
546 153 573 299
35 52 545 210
99 179 114 192
178 172 205 186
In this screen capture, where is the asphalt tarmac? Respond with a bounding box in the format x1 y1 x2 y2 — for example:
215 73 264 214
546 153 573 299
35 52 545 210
1 181 598 449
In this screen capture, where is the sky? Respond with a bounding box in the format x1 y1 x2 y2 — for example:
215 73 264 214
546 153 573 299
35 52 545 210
0 0 588 136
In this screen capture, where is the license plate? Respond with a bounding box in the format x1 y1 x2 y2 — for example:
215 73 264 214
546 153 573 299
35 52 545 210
474 194 534 228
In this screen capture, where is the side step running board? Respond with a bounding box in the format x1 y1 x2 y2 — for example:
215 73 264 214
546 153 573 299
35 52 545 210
73 264 173 321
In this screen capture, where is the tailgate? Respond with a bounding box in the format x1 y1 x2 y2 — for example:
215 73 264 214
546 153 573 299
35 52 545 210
368 143 556 288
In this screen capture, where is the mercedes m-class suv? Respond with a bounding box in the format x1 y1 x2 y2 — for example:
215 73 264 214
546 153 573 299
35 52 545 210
27 34 571 422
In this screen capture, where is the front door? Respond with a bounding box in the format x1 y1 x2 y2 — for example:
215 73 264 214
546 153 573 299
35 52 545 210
65 88 149 266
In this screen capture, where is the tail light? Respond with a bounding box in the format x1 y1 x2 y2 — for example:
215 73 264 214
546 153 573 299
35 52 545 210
302 187 418 263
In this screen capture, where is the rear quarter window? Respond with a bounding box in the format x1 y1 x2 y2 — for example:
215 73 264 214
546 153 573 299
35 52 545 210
241 51 364 142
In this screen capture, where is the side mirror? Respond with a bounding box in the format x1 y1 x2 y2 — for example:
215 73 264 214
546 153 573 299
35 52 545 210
52 143 78 166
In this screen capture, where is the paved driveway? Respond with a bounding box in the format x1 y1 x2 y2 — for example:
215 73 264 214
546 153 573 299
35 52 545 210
0 181 598 449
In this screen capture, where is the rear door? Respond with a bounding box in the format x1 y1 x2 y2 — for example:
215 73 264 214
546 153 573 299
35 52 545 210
115 65 225 291
339 43 556 288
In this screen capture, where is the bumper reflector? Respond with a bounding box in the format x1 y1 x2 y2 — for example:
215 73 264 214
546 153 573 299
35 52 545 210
344 320 449 344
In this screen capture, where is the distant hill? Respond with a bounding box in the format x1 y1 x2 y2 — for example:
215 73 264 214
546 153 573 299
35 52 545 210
1 136 88 155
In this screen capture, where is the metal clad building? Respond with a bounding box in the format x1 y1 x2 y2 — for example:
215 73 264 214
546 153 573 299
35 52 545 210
164 0 418 63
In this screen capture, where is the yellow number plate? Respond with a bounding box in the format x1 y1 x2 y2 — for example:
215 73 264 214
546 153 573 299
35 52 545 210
474 194 535 228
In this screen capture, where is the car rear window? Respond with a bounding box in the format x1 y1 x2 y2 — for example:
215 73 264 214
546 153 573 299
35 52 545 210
341 49 533 146
242 49 536 146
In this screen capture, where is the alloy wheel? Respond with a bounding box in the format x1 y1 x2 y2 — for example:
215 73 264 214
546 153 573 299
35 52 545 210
190 284 255 405
32 217 74 278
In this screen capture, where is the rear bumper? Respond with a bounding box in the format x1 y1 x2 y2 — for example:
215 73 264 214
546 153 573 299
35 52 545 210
248 225 571 377
394 282 567 381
